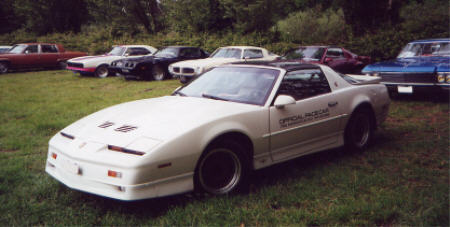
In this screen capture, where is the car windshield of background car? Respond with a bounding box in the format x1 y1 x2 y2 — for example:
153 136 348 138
108 46 126 56
210 48 242 59
8 45 27 54
397 42 450 58
155 47 178 57
284 47 325 61
179 67 279 105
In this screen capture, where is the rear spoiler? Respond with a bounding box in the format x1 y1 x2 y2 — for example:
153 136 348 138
347 74 382 85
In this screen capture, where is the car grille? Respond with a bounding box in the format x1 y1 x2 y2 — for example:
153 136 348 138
67 62 83 68
173 67 180 73
379 73 437 83
182 68 195 74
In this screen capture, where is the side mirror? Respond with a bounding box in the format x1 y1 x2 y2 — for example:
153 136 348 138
324 57 333 63
244 56 251 60
124 53 130 57
25 50 30 54
274 95 296 109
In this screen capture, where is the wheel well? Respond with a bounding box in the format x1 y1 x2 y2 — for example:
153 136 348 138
205 132 254 169
0 60 10 67
352 102 377 130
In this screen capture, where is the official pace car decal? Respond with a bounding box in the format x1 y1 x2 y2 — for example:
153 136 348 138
279 108 330 128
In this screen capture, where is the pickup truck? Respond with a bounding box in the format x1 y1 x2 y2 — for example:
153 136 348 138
0 43 87 73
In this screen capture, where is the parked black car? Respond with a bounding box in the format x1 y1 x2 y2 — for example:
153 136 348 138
109 46 209 80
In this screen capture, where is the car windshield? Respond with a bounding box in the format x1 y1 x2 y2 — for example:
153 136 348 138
397 42 450 58
108 46 126 56
155 47 178 57
210 48 242 59
284 47 325 61
178 67 280 105
8 45 27 54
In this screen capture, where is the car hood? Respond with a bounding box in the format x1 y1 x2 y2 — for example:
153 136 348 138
362 56 450 73
117 56 173 64
69 55 122 64
171 58 239 69
61 96 258 147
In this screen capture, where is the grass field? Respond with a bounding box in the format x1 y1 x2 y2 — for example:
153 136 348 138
0 70 448 225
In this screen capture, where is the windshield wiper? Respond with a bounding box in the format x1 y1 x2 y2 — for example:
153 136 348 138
173 90 187 96
202 93 229 101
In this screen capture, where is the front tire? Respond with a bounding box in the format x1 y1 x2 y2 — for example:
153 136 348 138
95 65 109 78
0 62 8 74
195 140 249 195
344 109 373 151
152 65 166 81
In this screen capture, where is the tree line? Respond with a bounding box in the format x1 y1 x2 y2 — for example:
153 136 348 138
0 0 448 60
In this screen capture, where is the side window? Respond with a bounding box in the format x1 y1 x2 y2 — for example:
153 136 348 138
127 48 150 56
326 48 344 58
24 45 38 54
243 49 264 59
180 48 201 58
277 69 331 100
41 45 58 53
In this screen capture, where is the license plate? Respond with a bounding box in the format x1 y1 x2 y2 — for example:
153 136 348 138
122 69 129 73
63 160 80 175
398 86 413 94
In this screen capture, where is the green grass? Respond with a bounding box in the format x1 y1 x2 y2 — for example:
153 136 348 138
0 70 448 225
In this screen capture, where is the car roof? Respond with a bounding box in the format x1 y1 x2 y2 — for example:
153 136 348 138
221 46 265 50
17 43 57 45
230 61 320 71
410 38 450 43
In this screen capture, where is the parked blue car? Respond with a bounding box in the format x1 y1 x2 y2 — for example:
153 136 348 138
362 39 449 95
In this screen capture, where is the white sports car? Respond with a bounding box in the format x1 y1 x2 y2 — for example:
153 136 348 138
46 61 390 200
168 46 279 83
67 45 157 78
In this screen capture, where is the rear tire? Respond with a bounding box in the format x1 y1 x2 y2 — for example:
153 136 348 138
95 65 109 78
195 139 249 195
0 62 8 74
344 108 373 151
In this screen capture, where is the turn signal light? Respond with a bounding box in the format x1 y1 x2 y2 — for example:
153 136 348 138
51 153 57 159
108 170 122 178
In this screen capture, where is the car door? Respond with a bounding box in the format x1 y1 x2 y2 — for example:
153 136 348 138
269 68 342 162
40 44 60 67
14 44 40 68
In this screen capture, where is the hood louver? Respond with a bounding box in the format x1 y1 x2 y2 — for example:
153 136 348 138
98 121 115 128
115 125 138 133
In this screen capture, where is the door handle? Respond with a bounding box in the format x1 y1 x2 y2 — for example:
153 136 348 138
328 101 338 107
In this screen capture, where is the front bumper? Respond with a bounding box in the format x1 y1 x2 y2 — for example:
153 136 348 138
67 66 96 73
45 146 193 201
382 82 450 94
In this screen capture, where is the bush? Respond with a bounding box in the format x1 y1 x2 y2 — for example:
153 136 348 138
276 8 350 45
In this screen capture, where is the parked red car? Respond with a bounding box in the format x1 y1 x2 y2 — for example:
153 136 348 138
281 46 371 74
0 43 87 73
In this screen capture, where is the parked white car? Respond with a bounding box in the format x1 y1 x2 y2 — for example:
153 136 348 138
67 45 157 78
169 46 279 83
46 61 390 201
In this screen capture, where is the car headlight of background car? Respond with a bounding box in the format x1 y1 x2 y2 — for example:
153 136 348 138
366 72 379 77
195 66 204 75
437 72 450 83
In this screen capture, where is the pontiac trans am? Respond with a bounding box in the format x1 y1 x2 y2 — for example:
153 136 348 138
46 61 390 201
168 46 279 83
67 45 157 78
